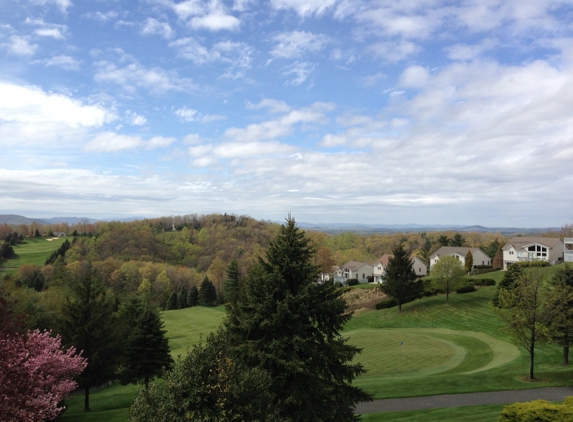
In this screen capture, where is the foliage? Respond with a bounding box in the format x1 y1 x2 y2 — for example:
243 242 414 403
45 238 71 265
380 244 423 311
198 276 217 306
456 285 477 294
547 264 573 364
224 258 241 304
465 250 473 274
119 309 173 388
347 278 359 286
187 285 198 307
498 397 573 422
165 291 178 310
431 256 466 304
225 217 371 421
492 261 551 307
0 329 86 422
449 233 465 247
375 298 398 309
58 262 121 410
494 267 558 379
128 329 279 422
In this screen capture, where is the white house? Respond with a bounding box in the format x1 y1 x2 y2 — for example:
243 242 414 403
566 238 573 263
333 261 373 284
429 247 491 270
372 254 427 282
502 237 564 269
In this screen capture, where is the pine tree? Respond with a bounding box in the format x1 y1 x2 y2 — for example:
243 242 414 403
225 217 370 421
187 285 199 307
120 309 173 388
224 259 241 303
58 263 121 411
166 292 178 310
380 244 423 311
199 277 217 307
177 287 188 309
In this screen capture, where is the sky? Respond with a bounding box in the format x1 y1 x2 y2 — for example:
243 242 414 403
1 0 572 227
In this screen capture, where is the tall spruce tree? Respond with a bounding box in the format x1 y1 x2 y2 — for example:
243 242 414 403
380 244 423 311
225 217 370 421
187 285 199 307
199 276 217 307
58 263 120 411
465 250 474 274
119 309 173 388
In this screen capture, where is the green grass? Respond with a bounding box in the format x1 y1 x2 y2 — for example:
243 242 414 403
60 268 573 421
360 404 505 422
1 238 63 274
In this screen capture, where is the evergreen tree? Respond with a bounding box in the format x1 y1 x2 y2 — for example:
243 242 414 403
465 250 474 274
120 309 174 388
547 265 573 364
449 233 465 247
493 246 504 269
225 217 370 421
224 259 241 303
178 287 188 309
187 285 199 307
34 229 41 238
199 277 217 307
166 292 178 310
380 244 423 311
58 263 121 411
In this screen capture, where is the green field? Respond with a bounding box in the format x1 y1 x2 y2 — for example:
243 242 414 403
0 237 63 275
55 269 573 421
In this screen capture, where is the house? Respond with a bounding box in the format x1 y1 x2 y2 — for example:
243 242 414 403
53 232 67 237
429 247 491 270
333 261 373 285
566 238 573 263
502 237 564 269
372 254 428 283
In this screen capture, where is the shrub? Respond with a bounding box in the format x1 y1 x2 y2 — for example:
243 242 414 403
347 278 359 286
456 285 477 294
499 397 573 422
474 267 498 275
334 282 343 288
376 298 398 310
468 278 496 286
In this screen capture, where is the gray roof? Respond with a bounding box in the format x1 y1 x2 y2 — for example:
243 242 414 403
503 237 563 250
429 247 488 259
341 260 371 271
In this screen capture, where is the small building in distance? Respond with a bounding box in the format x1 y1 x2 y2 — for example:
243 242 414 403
429 247 491 270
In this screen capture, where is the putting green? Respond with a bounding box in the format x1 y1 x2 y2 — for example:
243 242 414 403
348 328 519 379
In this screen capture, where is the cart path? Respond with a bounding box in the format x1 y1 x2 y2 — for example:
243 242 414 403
355 387 573 414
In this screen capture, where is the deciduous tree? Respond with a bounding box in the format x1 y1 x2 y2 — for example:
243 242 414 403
431 256 465 304
0 329 86 421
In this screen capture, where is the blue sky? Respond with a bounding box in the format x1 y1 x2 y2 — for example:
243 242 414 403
1 0 572 226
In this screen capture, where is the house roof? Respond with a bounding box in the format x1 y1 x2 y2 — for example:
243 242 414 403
429 246 487 260
341 260 371 271
373 254 393 267
503 237 563 250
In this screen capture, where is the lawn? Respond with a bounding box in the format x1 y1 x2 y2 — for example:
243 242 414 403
60 268 573 421
0 237 63 275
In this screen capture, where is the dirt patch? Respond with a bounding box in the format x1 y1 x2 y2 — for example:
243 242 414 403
342 286 387 313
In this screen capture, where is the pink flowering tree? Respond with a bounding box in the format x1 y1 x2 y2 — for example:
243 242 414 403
0 329 87 422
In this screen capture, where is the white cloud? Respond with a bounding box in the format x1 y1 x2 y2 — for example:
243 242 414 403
85 132 175 152
320 133 347 146
126 111 147 126
93 61 195 93
175 106 198 121
2 35 38 56
170 37 253 71
225 102 334 142
25 18 68 39
399 65 429 88
0 82 112 127
367 40 420 62
30 0 71 13
85 11 119 23
44 55 80 70
141 18 174 39
170 0 240 31
282 61 315 85
270 31 329 59
270 0 339 17
445 39 499 61
183 133 203 144
246 98 291 114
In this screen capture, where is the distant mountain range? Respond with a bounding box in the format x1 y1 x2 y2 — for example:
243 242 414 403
0 214 557 236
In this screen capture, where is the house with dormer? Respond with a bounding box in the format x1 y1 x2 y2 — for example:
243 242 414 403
429 247 491 270
502 237 564 269
333 261 373 285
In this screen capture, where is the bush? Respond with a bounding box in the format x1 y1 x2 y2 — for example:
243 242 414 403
456 285 477 294
347 278 359 286
334 282 343 288
468 278 496 286
474 267 498 275
499 397 573 421
376 298 398 310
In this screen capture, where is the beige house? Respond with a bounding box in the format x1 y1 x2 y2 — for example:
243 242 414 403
429 247 491 270
373 254 428 283
334 261 373 284
502 237 564 269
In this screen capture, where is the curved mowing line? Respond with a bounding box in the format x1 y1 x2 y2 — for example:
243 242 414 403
348 328 520 378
